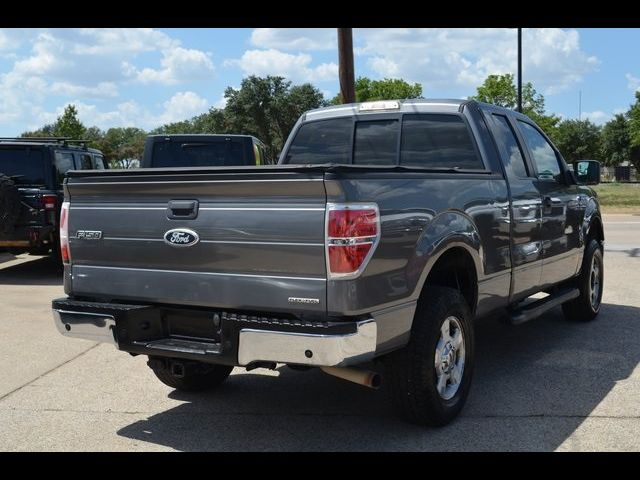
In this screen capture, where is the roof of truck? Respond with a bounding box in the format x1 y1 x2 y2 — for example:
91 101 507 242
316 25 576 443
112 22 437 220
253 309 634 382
302 98 472 121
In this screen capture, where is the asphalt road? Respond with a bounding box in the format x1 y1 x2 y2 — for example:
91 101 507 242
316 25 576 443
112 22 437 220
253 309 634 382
1 214 639 451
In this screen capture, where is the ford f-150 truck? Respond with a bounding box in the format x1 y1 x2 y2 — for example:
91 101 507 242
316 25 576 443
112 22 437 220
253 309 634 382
52 99 604 426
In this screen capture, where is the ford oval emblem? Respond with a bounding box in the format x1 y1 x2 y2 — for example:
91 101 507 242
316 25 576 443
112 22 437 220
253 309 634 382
164 228 200 247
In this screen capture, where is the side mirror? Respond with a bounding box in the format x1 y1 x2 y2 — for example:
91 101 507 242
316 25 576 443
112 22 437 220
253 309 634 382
573 160 601 185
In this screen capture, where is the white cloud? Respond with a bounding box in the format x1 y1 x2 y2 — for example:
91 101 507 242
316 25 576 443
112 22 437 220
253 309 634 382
31 92 210 132
582 111 610 125
156 91 209 125
248 28 598 95
626 73 640 92
125 47 214 85
50 81 118 98
0 28 216 132
226 48 338 83
250 28 335 50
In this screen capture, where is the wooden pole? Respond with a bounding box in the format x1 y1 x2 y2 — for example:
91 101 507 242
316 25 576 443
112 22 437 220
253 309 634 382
337 28 355 104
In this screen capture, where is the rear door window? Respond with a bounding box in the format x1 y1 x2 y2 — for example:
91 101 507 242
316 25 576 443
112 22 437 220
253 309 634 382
353 120 399 165
491 114 529 178
77 153 92 170
400 114 483 169
0 147 46 185
93 154 106 170
54 152 75 184
285 117 352 164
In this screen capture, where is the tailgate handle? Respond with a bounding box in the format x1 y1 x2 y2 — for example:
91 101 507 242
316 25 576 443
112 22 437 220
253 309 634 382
167 200 199 220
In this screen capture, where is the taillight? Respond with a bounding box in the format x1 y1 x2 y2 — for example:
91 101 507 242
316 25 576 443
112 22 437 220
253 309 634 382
326 203 380 279
42 194 57 210
42 194 57 225
60 201 70 264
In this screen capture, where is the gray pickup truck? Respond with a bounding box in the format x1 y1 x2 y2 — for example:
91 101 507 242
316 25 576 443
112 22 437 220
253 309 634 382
52 99 604 426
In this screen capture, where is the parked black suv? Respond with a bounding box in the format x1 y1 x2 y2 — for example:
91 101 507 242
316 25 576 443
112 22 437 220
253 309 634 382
142 134 272 168
0 137 106 258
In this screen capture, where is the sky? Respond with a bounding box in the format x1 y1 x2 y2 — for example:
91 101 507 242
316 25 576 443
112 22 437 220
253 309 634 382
0 28 638 136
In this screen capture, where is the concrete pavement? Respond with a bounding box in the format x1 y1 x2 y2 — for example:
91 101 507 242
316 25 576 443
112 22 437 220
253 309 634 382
0 214 639 451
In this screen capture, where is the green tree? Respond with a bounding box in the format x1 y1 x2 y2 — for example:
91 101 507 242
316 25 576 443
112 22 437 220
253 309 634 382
600 114 631 166
553 119 602 163
627 91 640 170
224 75 326 159
53 104 86 139
21 124 56 138
100 127 147 168
331 77 422 104
471 74 560 137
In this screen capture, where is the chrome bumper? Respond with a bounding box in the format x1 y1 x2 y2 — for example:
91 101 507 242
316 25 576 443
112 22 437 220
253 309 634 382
237 319 377 367
53 309 117 345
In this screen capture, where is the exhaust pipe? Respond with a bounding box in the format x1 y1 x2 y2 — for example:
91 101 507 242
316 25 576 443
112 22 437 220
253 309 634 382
320 366 381 389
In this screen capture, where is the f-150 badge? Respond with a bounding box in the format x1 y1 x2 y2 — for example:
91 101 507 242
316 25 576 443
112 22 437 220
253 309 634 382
164 228 200 247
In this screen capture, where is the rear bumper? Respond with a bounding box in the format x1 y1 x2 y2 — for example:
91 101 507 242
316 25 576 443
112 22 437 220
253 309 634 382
52 298 376 368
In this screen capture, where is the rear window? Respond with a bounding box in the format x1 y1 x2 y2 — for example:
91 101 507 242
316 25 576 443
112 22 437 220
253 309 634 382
0 147 46 185
400 115 482 169
354 120 399 165
150 139 249 167
285 117 352 164
284 114 483 169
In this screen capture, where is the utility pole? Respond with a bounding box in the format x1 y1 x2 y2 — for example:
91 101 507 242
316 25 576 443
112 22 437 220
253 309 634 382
517 28 522 113
337 28 355 104
579 90 582 121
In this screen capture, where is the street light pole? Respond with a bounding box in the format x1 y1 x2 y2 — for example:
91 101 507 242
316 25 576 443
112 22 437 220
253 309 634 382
337 28 356 104
517 28 522 113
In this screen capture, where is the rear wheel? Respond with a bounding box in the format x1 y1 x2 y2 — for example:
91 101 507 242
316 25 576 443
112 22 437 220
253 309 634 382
148 357 233 392
562 239 603 322
387 287 475 426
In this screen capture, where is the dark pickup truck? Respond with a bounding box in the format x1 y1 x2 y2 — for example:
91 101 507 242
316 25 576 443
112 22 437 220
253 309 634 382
52 99 604 426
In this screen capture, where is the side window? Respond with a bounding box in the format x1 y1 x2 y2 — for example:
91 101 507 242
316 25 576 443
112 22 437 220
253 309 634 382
353 120 398 165
285 117 352 164
400 114 483 169
93 154 106 170
491 114 529 178
517 121 561 180
54 152 74 184
78 153 92 170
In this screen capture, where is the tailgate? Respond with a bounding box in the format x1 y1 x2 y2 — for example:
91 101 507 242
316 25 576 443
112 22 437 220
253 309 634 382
66 169 327 315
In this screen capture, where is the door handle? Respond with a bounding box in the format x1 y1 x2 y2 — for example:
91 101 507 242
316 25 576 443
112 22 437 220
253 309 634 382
167 200 199 220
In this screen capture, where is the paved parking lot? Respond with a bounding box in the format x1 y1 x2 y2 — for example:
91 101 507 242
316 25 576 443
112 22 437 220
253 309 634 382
1 215 639 451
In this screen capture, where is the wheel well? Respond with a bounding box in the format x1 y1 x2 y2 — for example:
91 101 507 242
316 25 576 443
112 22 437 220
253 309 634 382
589 216 604 245
421 248 478 313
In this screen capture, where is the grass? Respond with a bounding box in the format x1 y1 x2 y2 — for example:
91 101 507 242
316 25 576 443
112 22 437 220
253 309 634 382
593 183 640 212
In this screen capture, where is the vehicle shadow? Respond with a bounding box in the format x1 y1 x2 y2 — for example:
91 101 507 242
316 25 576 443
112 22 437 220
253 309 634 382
117 302 640 451
0 255 62 286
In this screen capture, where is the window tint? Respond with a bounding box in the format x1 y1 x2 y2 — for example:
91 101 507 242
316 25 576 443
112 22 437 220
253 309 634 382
517 121 561 180
93 154 105 170
54 152 74 184
151 140 248 167
0 147 45 185
78 153 92 170
400 115 482 169
285 117 352 164
491 115 529 178
353 120 398 165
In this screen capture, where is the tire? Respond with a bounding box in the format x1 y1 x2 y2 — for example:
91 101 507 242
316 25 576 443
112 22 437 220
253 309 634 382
149 358 233 392
387 286 475 427
0 174 21 234
562 238 604 322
